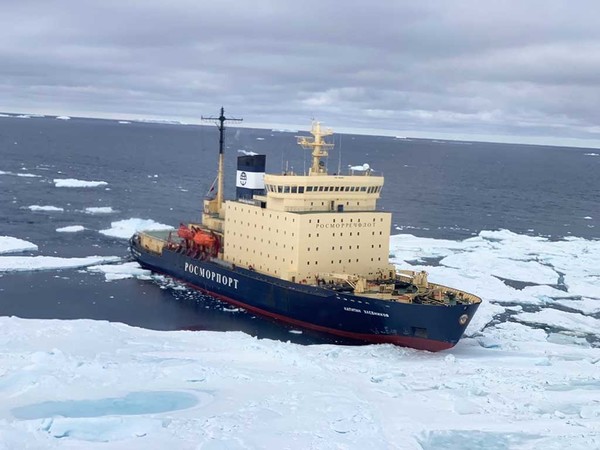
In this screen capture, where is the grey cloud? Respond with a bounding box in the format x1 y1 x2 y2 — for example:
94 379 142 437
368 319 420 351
2 1 600 146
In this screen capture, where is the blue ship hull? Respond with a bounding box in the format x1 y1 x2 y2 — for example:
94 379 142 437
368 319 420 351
130 240 479 351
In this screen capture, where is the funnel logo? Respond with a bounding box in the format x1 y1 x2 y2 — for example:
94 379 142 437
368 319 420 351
240 171 247 186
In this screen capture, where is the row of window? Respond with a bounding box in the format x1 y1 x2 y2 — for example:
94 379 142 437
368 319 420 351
230 208 296 223
307 257 382 265
265 184 382 194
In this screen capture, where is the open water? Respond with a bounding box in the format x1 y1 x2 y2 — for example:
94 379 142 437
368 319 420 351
0 115 598 344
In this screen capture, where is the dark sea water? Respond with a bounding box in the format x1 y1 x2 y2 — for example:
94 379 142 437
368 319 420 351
1 115 598 343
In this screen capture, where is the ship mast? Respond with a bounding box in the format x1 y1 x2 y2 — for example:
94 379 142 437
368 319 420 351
297 121 334 175
202 107 243 211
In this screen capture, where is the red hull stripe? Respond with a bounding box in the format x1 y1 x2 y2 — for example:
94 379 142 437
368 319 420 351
153 268 454 352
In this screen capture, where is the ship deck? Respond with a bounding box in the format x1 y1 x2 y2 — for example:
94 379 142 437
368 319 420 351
137 229 481 307
143 229 177 242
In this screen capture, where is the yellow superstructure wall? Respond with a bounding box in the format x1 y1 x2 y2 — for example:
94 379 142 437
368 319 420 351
295 211 392 281
223 202 301 280
223 200 392 281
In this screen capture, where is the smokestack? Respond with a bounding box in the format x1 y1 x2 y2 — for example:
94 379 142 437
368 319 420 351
236 154 266 200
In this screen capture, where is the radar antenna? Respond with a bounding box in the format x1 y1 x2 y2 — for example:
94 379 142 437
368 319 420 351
202 107 243 211
297 121 334 176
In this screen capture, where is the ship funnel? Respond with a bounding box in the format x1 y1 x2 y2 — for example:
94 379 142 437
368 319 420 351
236 154 266 200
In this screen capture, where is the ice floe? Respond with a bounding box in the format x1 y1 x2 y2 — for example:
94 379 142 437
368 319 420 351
0 317 599 448
515 309 600 336
84 206 115 215
0 255 120 272
55 116 71 120
28 205 64 212
390 229 600 317
87 261 152 281
0 170 41 178
53 178 108 188
0 236 38 254
99 218 173 239
56 225 85 233
16 172 40 178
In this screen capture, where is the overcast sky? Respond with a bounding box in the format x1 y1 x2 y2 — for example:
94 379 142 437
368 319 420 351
2 1 600 147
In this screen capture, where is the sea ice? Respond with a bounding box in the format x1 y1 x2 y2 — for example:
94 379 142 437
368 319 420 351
87 261 152 281
53 178 108 188
0 170 41 178
0 317 598 448
0 236 38 254
99 218 173 239
55 116 71 120
515 309 600 336
84 206 115 214
16 173 40 178
28 205 64 212
0 255 120 272
56 225 85 233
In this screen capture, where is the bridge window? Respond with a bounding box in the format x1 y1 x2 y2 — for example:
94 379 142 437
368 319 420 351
291 186 297 193
284 186 290 193
307 186 313 192
298 186 304 193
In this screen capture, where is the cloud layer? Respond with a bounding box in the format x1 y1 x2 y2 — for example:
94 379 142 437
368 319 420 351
2 1 600 146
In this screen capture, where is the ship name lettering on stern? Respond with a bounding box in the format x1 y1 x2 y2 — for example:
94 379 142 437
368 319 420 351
184 262 239 289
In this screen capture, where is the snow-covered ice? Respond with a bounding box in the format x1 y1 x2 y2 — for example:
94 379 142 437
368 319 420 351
56 225 85 233
28 205 64 212
16 172 40 178
53 178 108 188
0 236 38 254
515 309 600 336
99 218 173 239
390 229 600 312
0 170 41 178
87 261 152 281
0 317 599 449
1 227 599 447
55 116 71 120
0 255 120 272
84 206 116 214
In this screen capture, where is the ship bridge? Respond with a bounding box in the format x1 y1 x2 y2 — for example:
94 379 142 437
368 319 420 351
220 122 395 283
256 174 384 213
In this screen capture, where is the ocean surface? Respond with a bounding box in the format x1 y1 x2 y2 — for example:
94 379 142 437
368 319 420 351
1 114 598 345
